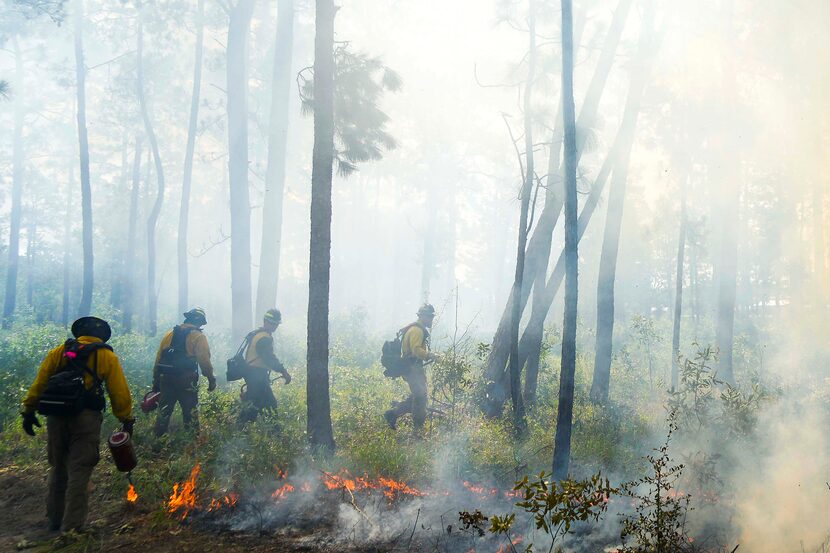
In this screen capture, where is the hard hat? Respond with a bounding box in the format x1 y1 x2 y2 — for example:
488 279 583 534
71 317 112 342
417 304 436 317
183 308 207 326
264 308 282 325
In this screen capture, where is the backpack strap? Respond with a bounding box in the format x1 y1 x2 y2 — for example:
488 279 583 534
62 339 112 388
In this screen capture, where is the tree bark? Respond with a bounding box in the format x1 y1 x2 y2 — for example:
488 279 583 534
75 0 94 318
62 163 73 328
671 178 687 391
137 17 165 337
178 0 205 314
307 0 336 452
122 136 142 332
589 2 654 404
3 38 24 328
255 0 294 318
227 0 256 338
483 0 633 416
110 137 130 310
507 0 536 435
552 0 578 480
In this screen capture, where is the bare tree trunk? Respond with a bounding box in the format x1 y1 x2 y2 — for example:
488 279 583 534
75 0 94 318
507 0 536 434
483 0 632 416
3 38 24 328
137 17 165 337
552 0 578 480
110 137 129 310
62 164 73 328
26 212 35 308
122 137 142 332
715 1 739 386
227 0 256 338
178 0 205 314
307 0 336 453
590 3 655 404
420 185 438 302
255 0 294 318
671 178 687 391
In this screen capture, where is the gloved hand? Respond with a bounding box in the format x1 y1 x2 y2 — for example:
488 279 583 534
280 370 292 385
121 419 135 436
207 376 217 392
22 412 41 437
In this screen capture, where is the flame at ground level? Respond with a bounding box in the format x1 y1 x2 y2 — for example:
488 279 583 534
169 463 201 519
126 484 138 503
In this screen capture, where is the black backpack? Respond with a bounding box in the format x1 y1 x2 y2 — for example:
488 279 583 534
36 340 112 417
381 324 427 378
156 326 199 375
226 331 256 382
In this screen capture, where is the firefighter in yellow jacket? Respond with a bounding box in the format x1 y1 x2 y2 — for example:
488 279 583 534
239 308 291 423
384 304 440 436
20 317 134 533
152 308 217 436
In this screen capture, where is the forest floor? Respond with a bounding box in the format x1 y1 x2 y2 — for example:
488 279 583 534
0 464 392 553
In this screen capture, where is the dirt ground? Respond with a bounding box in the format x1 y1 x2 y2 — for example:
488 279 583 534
0 465 388 553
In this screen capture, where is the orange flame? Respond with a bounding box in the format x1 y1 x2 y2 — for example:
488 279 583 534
496 535 524 553
168 463 201 519
322 469 424 500
126 484 138 503
207 493 239 512
272 483 295 499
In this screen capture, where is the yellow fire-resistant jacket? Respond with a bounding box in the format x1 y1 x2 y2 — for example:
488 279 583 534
402 323 430 361
22 336 134 422
245 329 280 371
152 323 215 379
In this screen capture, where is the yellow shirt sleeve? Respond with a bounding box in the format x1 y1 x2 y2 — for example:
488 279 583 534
21 345 65 414
404 326 430 361
98 350 133 422
189 332 215 378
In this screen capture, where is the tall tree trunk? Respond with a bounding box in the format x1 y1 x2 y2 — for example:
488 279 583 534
178 0 205 314
3 38 24 328
110 137 130 310
306 0 337 453
670 178 687 391
228 0 256 338
715 1 739 386
589 3 654 404
255 0 294 318
137 17 165 337
62 164 73 328
26 213 35 308
122 137 142 332
482 0 632 417
507 0 536 434
552 0 578 480
75 0 94 317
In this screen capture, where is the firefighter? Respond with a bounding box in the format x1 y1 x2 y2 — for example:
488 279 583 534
152 308 217 436
239 308 291 424
384 304 440 436
20 317 134 533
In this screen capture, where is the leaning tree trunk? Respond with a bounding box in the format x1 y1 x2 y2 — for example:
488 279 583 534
552 0 578 480
122 136 142 332
306 0 336 453
74 0 94 318
3 38 24 328
589 3 654 404
506 0 536 435
137 18 165 337
670 175 688 391
255 0 295 318
483 0 632 417
178 0 205 314
227 0 256 338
